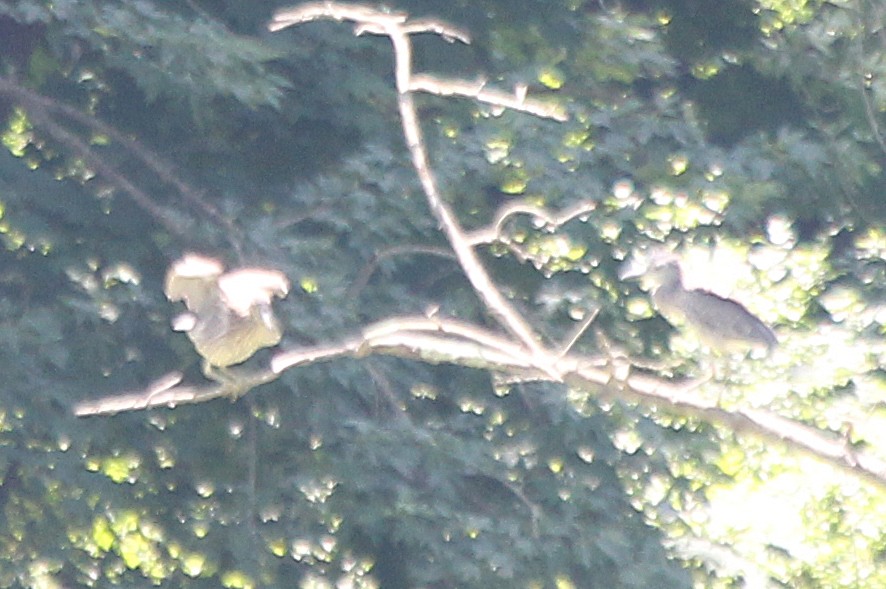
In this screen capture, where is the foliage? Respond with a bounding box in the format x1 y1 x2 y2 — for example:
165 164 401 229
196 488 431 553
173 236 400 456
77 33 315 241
0 0 884 588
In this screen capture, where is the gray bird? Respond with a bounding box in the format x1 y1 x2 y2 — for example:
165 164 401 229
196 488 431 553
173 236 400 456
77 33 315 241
625 257 777 356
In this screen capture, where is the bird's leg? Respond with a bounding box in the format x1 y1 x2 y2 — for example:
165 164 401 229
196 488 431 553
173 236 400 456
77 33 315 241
202 362 251 400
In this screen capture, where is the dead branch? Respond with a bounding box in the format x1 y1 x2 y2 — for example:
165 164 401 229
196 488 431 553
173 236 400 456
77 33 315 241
356 16 470 44
466 199 598 246
74 316 886 489
399 18 471 43
73 318 535 416
409 75 567 122
271 315 547 375
604 369 886 489
269 2 408 32
72 366 285 415
269 1 564 368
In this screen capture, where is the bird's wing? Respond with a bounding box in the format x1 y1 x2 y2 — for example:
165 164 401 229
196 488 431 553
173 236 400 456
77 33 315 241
217 268 290 317
164 254 225 314
680 289 777 349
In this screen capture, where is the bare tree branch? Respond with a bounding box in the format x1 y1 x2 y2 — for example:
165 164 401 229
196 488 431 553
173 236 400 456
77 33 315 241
605 370 886 489
269 2 408 31
398 18 471 43
409 75 566 122
268 2 566 373
355 16 470 44
74 316 886 489
466 199 598 246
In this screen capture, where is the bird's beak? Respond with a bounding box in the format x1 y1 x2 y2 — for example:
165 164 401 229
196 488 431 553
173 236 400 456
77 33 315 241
618 258 647 281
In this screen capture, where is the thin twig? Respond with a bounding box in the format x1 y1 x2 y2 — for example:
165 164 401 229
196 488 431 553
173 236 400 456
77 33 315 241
346 244 458 298
558 308 599 357
466 199 597 246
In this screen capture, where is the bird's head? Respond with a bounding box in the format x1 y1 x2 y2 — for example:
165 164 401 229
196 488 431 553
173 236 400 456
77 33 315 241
619 251 683 292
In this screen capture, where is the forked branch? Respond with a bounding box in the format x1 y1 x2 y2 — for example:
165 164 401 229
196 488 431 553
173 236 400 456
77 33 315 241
73 314 886 490
270 1 562 372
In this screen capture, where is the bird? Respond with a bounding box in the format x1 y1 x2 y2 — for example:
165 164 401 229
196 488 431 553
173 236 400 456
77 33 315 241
624 256 777 356
164 254 290 372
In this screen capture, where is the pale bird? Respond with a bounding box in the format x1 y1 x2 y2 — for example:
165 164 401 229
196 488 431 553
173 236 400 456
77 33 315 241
165 254 290 369
623 257 777 356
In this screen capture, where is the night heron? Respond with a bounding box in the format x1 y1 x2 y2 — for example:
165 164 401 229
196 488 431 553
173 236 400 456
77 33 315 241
624 257 777 356
164 254 290 373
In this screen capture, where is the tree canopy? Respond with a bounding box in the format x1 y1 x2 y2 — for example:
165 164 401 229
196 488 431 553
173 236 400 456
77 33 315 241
0 0 884 588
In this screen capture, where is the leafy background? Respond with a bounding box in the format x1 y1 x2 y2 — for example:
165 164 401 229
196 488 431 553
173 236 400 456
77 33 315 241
0 0 884 587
